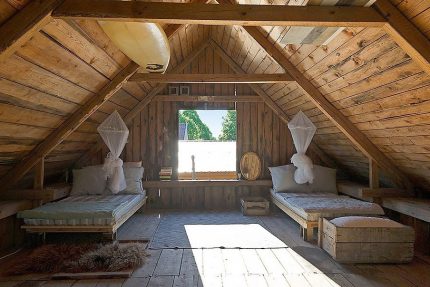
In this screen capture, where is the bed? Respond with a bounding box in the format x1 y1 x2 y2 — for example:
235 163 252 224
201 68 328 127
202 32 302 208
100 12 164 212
271 189 384 240
18 193 146 239
269 164 385 241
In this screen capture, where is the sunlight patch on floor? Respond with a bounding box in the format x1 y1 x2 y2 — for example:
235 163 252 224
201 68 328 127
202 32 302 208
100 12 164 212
185 224 287 248
185 223 342 286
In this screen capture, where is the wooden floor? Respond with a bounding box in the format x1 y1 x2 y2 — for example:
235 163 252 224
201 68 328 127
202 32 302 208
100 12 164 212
1 210 430 287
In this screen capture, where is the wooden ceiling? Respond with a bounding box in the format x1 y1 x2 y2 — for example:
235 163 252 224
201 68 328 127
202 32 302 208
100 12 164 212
0 0 429 192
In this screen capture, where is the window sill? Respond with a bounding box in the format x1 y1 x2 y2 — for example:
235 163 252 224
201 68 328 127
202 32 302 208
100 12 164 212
142 179 272 188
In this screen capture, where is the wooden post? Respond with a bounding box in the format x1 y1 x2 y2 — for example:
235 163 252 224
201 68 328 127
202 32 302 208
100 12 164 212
369 159 380 189
33 157 45 190
33 157 45 207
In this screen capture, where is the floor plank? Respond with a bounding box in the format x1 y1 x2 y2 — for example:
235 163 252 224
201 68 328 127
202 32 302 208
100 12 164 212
179 249 201 276
202 249 225 276
122 277 150 287
147 275 174 287
172 274 202 287
132 249 162 278
1 211 429 287
153 249 183 276
240 249 268 275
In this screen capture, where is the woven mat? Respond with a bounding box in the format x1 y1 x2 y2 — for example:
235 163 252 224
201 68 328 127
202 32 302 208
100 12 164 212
148 211 287 249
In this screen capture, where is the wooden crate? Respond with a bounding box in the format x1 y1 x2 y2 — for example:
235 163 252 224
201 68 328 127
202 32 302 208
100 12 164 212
241 197 269 216
320 217 415 263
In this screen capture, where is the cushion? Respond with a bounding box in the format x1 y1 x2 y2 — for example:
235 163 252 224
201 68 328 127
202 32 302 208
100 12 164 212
121 166 144 194
124 161 142 168
311 165 337 194
269 164 337 194
330 216 404 228
268 165 310 193
71 166 107 196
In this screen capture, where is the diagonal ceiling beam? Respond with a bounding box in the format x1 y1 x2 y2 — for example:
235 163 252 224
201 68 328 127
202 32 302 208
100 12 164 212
75 40 211 167
374 0 430 77
210 40 337 169
52 0 386 27
0 0 64 62
238 25 412 190
0 62 140 191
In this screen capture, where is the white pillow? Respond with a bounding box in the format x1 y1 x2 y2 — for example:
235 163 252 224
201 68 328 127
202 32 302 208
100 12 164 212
71 166 107 195
311 165 337 194
121 167 144 194
268 165 310 193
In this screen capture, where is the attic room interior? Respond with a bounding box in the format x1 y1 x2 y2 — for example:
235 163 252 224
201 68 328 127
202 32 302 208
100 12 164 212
1 0 430 286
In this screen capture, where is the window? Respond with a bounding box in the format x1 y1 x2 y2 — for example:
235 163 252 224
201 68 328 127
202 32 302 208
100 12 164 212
178 110 237 180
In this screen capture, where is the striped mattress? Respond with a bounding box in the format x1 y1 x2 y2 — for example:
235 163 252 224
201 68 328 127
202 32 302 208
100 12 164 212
271 189 384 221
18 193 145 226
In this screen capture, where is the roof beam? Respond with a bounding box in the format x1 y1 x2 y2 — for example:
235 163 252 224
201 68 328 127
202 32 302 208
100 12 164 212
129 73 294 83
240 25 412 190
210 40 337 169
154 95 263 103
0 62 140 191
0 0 63 62
75 40 211 167
374 0 430 77
52 0 386 27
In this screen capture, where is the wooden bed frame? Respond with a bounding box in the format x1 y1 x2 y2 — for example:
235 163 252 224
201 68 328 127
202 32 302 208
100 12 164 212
271 193 318 241
272 193 387 242
21 196 147 240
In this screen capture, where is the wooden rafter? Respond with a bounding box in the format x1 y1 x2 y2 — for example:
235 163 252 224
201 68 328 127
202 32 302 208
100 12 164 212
154 95 263 103
374 0 430 77
369 159 380 189
0 62 140 191
210 40 337 169
52 0 386 27
239 25 412 190
0 0 63 62
0 0 211 189
75 41 211 167
129 73 293 83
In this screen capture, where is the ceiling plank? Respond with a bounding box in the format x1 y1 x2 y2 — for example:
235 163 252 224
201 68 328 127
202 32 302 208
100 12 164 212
52 0 386 27
75 40 211 167
0 0 63 62
129 73 294 83
210 40 338 169
374 0 430 77
154 95 263 102
0 62 140 191
241 25 412 190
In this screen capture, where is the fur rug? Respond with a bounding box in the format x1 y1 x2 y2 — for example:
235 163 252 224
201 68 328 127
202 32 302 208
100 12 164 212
8 242 147 275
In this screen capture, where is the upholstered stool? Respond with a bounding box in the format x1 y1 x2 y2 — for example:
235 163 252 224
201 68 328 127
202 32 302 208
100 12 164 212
319 216 415 263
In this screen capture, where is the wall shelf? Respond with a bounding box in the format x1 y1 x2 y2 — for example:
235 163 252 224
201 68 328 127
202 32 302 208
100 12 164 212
142 180 272 189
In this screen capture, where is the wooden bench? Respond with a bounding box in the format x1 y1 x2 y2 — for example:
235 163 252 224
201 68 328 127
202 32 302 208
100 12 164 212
337 181 411 203
319 216 415 263
382 198 430 223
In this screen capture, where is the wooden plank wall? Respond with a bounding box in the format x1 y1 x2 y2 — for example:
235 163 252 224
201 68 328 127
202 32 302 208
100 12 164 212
107 99 308 182
0 3 210 187
211 7 430 192
89 44 321 183
146 184 269 210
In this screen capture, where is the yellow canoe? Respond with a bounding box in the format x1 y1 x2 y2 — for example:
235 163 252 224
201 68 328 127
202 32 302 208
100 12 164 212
99 21 170 73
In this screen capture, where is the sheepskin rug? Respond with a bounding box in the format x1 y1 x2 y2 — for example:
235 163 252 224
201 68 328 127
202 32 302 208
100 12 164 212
7 242 147 275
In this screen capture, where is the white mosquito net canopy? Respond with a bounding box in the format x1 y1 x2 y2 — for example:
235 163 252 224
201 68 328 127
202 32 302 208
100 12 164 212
288 111 317 184
97 111 129 193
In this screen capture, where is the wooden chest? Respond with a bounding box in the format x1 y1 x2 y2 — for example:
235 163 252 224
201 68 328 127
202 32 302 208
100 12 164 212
319 217 415 263
241 197 269 216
